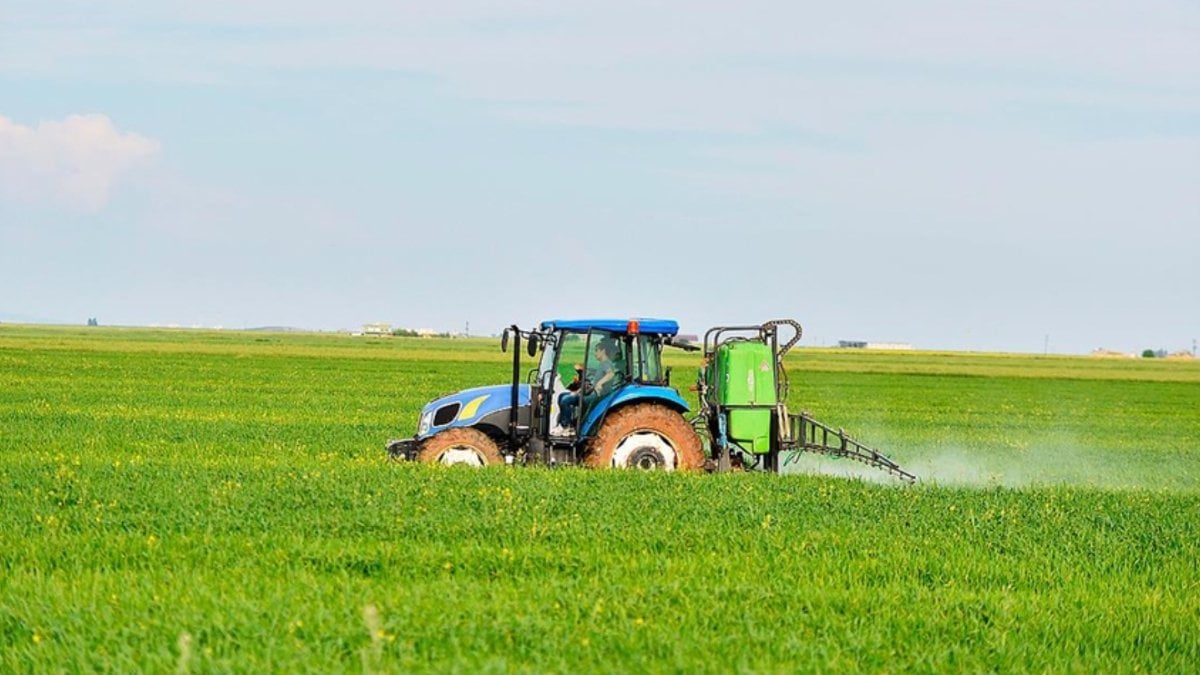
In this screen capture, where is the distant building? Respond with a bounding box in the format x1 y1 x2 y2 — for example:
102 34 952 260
838 340 912 350
1091 348 1134 358
362 323 392 336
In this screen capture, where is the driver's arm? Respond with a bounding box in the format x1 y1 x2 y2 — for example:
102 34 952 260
594 367 615 394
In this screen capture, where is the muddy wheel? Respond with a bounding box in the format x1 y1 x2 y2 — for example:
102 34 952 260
585 403 704 471
416 428 503 467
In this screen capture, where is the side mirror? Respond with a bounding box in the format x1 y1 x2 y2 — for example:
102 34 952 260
527 334 539 357
501 328 510 353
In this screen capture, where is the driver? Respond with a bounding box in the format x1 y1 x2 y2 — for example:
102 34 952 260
556 337 621 429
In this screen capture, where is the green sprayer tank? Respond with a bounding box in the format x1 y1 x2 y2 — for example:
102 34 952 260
706 340 776 454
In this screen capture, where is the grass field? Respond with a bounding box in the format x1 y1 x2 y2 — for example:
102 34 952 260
2 324 1198 672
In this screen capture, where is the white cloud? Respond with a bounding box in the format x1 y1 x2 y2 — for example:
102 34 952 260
0 113 160 212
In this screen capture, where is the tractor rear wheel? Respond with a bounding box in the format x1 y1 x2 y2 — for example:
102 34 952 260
585 403 704 471
416 428 503 467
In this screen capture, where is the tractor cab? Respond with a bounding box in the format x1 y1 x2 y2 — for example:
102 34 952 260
531 319 678 443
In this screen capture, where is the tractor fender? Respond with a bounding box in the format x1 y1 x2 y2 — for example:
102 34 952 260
580 385 690 438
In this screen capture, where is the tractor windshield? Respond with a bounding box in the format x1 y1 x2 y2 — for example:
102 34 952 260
553 333 588 386
541 332 589 435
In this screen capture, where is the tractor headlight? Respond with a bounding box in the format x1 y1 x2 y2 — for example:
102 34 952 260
417 411 433 436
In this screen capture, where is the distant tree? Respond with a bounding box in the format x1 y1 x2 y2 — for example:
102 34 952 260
1141 349 1156 358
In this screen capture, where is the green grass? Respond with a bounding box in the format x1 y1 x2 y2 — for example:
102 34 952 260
1 324 1198 672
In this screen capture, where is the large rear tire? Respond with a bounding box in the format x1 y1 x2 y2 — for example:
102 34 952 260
416 428 503 467
585 403 704 471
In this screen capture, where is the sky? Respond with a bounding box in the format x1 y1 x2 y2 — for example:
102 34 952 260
1 1 1197 354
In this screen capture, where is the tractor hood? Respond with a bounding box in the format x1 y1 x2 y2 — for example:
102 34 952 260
416 384 530 440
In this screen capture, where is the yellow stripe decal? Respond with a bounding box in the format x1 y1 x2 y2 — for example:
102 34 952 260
458 395 489 421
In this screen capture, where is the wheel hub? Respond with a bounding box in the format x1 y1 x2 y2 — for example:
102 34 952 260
627 446 667 470
612 432 677 471
439 447 485 467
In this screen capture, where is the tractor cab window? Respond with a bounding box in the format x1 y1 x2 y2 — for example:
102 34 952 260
630 335 664 384
546 332 588 435
555 331 629 433
582 331 627 398
554 333 588 388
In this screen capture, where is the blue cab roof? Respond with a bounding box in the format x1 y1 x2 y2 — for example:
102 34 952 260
540 318 679 336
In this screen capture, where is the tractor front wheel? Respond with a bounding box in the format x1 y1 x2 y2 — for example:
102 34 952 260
416 428 503 467
586 403 704 471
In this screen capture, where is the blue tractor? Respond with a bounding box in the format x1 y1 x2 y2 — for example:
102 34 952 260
386 318 704 470
386 317 915 479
